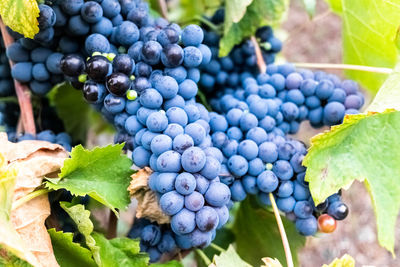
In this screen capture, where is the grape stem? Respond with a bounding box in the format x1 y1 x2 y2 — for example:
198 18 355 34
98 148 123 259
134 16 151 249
12 188 52 210
106 211 118 239
157 0 168 19
0 19 36 135
210 243 225 253
269 193 294 267
250 36 267 74
193 15 221 33
195 249 212 265
293 62 393 74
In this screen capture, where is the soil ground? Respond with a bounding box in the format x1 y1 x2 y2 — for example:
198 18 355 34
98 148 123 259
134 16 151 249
283 1 400 266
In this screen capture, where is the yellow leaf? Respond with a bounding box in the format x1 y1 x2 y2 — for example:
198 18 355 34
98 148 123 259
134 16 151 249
0 0 40 39
322 254 355 267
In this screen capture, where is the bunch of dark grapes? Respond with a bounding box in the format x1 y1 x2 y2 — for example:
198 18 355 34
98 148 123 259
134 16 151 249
199 9 282 95
128 218 178 262
53 3 232 260
207 63 362 235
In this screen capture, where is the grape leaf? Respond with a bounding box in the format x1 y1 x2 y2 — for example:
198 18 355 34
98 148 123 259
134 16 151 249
232 197 305 266
219 0 288 57
48 229 96 267
322 254 355 267
325 0 400 93
0 247 33 267
303 62 400 254
92 233 149 267
211 245 251 267
49 82 91 143
0 0 39 38
302 0 316 17
46 144 133 214
150 261 183 267
59 202 101 265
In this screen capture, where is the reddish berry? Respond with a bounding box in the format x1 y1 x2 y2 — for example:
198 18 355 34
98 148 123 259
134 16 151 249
318 214 337 233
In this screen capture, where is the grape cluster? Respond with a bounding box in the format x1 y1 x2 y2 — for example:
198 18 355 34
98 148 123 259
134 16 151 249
54 6 232 255
128 218 178 262
199 9 282 94
207 63 362 235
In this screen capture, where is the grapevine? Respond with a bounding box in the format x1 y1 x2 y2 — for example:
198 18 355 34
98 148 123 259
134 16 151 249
0 0 399 266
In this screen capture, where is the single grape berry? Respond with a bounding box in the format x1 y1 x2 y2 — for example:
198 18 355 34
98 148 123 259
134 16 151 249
60 55 85 77
106 73 131 96
86 55 112 82
82 81 106 104
318 214 337 233
327 201 349 220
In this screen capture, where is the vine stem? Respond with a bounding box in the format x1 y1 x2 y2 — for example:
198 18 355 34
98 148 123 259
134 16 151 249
250 36 267 73
107 211 118 239
157 0 168 19
269 193 294 267
12 188 51 210
195 249 212 266
210 243 225 253
0 19 36 135
293 62 393 74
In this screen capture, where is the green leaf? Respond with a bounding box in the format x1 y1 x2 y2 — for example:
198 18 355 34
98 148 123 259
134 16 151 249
220 0 288 57
46 144 133 214
150 260 183 267
212 245 251 267
169 0 222 24
325 0 400 93
322 254 355 267
48 229 97 267
367 63 400 112
59 202 101 265
303 61 400 254
92 233 149 267
302 0 316 17
49 82 91 143
232 197 305 266
0 246 33 267
0 0 39 38
225 0 254 24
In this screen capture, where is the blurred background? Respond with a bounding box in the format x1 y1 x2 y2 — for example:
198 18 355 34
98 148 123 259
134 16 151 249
282 0 399 266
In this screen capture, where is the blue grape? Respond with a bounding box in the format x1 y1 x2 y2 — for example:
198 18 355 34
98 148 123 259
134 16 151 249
160 190 184 215
181 25 204 47
181 147 206 172
185 191 205 211
183 46 203 68
164 123 184 139
171 208 196 234
146 111 168 132
294 200 313 219
150 134 173 156
295 216 317 236
257 171 278 193
230 180 247 201
276 196 296 212
175 172 196 195
195 206 219 231
167 107 188 127
199 156 221 179
133 146 151 167
172 134 194 153
204 182 231 207
81 1 103 23
157 150 182 172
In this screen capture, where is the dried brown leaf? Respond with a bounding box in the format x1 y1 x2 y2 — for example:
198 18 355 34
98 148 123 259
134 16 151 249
0 133 68 267
128 167 170 224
